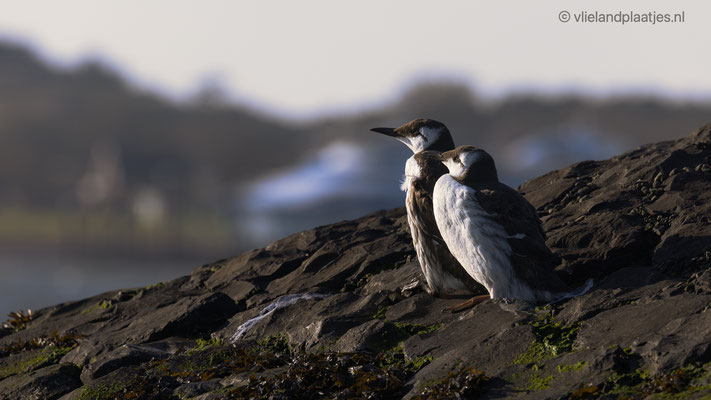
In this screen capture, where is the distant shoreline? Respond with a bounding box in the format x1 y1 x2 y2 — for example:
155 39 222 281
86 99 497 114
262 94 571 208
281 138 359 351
0 240 233 264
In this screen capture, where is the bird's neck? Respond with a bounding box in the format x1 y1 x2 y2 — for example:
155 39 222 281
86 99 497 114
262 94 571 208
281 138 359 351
457 165 499 187
416 157 449 192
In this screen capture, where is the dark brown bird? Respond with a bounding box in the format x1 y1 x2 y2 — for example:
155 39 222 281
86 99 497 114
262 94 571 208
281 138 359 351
371 119 485 297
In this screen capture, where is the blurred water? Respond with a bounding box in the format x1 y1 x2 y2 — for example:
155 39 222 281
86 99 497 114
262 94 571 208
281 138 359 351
0 251 200 320
502 125 624 179
247 142 376 212
238 141 409 245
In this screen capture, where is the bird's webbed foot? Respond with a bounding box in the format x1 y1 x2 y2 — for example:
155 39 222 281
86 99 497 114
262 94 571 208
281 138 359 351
442 294 490 313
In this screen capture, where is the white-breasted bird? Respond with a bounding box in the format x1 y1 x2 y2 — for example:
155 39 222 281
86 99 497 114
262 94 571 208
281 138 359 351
427 145 591 310
371 119 485 297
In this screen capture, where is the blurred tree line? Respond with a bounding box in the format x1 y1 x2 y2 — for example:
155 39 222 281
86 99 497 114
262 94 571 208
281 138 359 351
1 41 709 258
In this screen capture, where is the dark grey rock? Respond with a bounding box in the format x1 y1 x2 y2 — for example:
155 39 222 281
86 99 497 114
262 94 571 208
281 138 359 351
331 320 397 353
173 379 222 397
0 363 81 400
521 123 711 285
79 337 192 383
58 291 239 367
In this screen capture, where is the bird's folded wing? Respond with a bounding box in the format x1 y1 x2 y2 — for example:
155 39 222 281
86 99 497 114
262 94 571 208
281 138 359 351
475 184 567 293
411 181 446 243
473 185 554 261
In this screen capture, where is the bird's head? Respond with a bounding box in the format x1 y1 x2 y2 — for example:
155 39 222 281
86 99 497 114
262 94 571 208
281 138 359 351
438 145 499 184
370 118 454 154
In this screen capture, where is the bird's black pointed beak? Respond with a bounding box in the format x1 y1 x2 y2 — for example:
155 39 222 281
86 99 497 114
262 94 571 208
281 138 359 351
419 150 444 161
370 127 399 137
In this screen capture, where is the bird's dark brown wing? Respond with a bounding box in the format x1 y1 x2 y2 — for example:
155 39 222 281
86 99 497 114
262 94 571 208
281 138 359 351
474 184 567 293
410 158 449 240
411 180 441 240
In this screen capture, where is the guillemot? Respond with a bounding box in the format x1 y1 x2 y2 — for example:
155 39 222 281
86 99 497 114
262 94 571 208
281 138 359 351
370 119 484 297
428 146 591 310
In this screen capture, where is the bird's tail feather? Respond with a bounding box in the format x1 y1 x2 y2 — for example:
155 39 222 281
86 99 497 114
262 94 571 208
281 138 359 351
551 278 594 304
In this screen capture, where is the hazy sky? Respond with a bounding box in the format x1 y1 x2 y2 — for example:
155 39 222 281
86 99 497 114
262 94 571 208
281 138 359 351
0 0 709 118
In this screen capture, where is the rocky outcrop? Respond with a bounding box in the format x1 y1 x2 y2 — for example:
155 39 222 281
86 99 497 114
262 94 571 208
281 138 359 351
1 124 711 399
521 123 711 284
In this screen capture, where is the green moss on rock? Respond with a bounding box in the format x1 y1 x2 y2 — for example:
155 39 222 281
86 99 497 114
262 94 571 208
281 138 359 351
257 333 289 355
566 360 711 399
514 311 581 366
527 373 554 391
187 337 224 355
373 306 388 320
557 360 588 373
392 321 441 336
0 344 76 379
78 383 123 400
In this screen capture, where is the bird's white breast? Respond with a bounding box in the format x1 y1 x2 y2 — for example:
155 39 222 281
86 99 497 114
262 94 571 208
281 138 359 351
401 155 422 192
433 175 536 300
